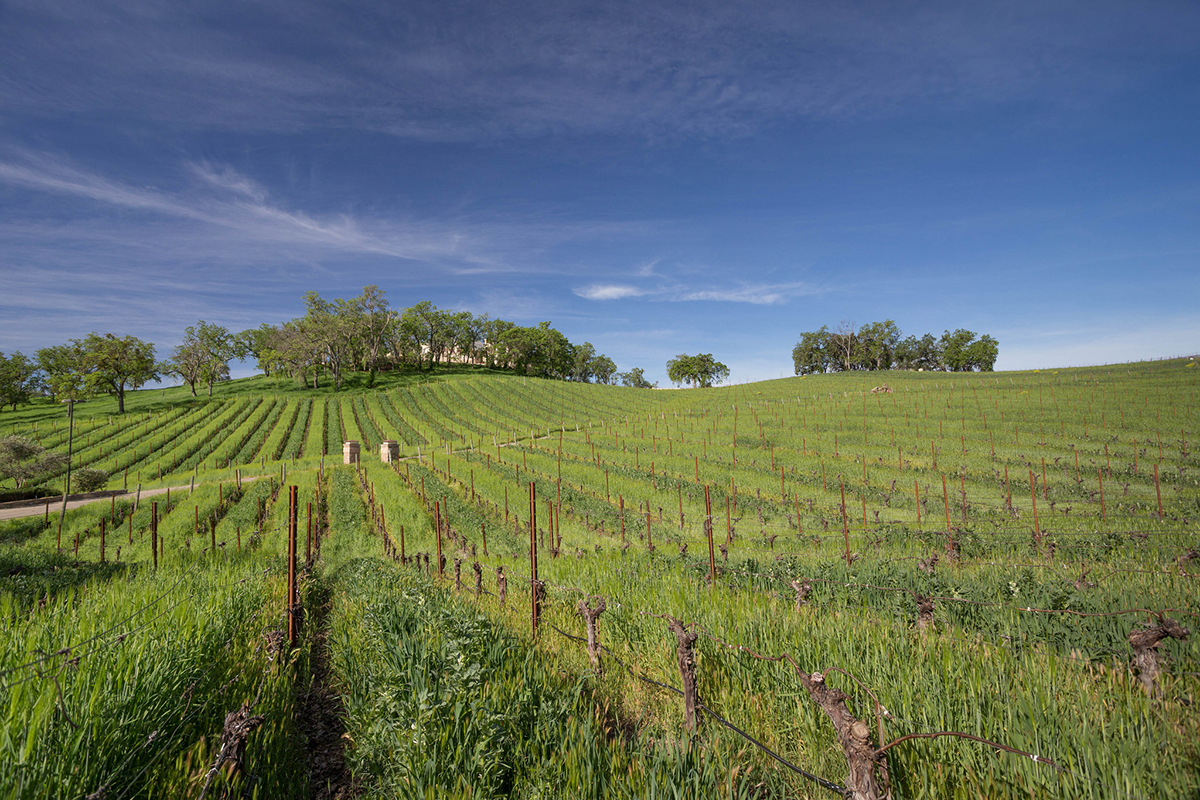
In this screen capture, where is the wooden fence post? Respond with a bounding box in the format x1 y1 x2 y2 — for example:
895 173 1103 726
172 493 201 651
1130 616 1189 696
916 595 935 633
577 596 606 672
789 579 812 609
795 669 887 799
666 617 699 732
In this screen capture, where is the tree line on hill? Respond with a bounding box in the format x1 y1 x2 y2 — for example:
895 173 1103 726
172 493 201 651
792 321 998 374
0 286 658 414
236 289 635 389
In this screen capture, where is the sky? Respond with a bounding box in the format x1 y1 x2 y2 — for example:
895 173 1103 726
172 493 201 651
1 0 1198 385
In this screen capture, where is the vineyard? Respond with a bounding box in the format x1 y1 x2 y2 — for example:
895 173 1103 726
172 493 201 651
1 359 1197 798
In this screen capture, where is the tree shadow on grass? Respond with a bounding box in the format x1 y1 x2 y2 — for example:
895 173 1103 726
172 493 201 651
0 515 49 545
0 547 131 611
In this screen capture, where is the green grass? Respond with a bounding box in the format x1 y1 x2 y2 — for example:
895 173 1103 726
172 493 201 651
1 358 1197 798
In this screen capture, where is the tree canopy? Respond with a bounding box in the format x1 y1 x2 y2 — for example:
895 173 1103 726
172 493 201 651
78 333 159 413
617 367 656 388
792 321 998 374
232 289 623 388
0 351 41 412
666 353 730 388
165 321 239 397
0 435 66 489
36 334 158 412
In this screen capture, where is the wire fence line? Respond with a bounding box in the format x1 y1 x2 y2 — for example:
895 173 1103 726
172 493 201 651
89 611 288 800
0 573 189 681
0 557 289 800
543 621 849 796
482 562 1085 781
540 601 1089 797
0 571 261 689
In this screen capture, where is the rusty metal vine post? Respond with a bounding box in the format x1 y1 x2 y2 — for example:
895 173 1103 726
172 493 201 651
1154 463 1164 519
941 474 953 554
619 495 625 545
705 485 715 586
645 501 653 551
1029 468 1041 554
677 484 684 529
840 479 851 565
435 501 443 579
306 502 312 567
725 495 731 546
529 480 540 639
287 485 298 648
151 501 158 570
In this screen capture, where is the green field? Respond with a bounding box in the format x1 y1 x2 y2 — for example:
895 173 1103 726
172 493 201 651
1 359 1197 798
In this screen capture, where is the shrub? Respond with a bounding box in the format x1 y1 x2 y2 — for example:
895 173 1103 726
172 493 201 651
73 467 109 493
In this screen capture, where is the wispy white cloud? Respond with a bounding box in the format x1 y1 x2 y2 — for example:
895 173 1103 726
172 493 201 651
188 161 269 202
676 283 807 305
0 150 641 280
0 151 467 262
574 278 821 305
4 1 1194 141
574 284 647 300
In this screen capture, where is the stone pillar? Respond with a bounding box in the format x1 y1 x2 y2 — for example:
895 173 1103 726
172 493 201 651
342 440 360 465
380 440 399 463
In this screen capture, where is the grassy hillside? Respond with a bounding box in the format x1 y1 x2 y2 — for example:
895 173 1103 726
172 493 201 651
1 357 1197 798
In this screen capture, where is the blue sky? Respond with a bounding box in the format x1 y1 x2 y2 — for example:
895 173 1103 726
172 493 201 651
1 0 1198 385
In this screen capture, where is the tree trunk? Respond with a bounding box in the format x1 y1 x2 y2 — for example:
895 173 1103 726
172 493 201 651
117 385 126 413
